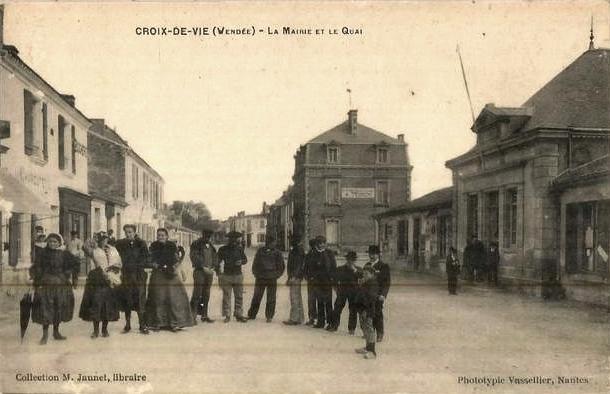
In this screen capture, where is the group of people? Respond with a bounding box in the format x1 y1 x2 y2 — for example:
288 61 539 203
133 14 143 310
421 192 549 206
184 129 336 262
27 226 391 360
444 235 501 295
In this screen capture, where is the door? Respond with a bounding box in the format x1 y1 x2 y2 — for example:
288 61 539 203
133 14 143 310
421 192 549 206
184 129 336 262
413 218 421 270
246 233 252 248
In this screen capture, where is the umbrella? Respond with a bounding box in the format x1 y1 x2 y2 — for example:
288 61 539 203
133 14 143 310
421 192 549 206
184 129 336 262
19 291 33 343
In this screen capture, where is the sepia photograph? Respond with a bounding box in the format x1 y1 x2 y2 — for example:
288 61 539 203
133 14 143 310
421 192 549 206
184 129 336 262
0 1 609 393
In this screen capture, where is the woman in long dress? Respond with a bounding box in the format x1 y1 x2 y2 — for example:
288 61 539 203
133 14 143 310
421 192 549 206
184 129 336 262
145 228 195 331
79 235 122 338
29 233 79 345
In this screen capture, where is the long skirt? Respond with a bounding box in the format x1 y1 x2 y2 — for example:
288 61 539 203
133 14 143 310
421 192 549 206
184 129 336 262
79 268 120 322
120 269 148 313
32 275 75 325
145 270 195 328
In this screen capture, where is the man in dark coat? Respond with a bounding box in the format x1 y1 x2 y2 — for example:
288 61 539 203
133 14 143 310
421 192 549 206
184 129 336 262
470 235 486 282
311 236 337 329
115 224 150 334
217 231 248 323
327 250 361 334
247 236 285 322
302 239 318 326
368 244 390 342
189 229 219 323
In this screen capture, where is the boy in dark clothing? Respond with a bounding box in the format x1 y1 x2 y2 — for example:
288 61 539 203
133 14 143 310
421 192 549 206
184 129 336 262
354 264 379 360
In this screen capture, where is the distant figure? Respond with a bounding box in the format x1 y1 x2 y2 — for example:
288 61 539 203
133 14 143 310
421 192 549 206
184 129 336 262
190 229 219 323
487 242 500 286
217 231 249 323
283 235 305 326
29 233 79 345
327 250 361 334
145 228 195 331
445 247 460 295
470 236 486 282
66 231 84 270
303 238 318 326
107 229 117 246
247 236 285 322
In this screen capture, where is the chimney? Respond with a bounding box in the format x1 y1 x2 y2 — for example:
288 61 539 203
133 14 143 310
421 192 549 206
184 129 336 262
347 109 358 135
397 134 404 143
61 94 76 107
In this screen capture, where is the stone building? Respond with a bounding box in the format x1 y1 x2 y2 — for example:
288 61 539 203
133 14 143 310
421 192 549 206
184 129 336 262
228 204 268 248
292 109 412 253
266 185 294 251
445 46 610 303
374 187 453 274
0 39 91 270
88 119 165 244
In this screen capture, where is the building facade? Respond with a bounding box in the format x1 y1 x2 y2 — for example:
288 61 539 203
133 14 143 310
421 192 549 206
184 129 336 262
446 47 610 304
88 118 164 244
228 206 268 248
266 185 294 251
0 43 91 270
292 109 412 253
375 187 453 274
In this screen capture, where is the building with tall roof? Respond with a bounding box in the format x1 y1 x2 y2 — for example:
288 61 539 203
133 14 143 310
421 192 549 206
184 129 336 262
88 119 165 244
446 41 610 304
292 109 412 253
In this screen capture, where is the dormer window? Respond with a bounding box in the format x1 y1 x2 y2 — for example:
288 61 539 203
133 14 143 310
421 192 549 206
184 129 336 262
327 146 339 163
377 147 389 163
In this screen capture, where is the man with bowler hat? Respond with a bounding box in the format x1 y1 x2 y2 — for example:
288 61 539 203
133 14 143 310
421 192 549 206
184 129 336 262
189 228 218 323
327 250 361 334
367 244 391 342
217 231 248 323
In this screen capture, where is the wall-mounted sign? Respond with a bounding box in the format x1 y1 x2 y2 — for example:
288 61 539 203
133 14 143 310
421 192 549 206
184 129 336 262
341 187 374 199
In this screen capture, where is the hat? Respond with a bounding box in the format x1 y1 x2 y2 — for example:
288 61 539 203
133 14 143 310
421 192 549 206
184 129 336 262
227 231 242 239
45 233 62 245
344 251 357 261
368 245 380 255
314 235 326 245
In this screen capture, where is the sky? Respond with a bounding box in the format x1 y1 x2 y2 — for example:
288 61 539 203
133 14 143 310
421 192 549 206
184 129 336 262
4 1 609 219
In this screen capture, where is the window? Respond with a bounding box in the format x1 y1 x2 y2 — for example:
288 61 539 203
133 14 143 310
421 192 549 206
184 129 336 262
260 220 265 229
325 218 340 245
42 103 48 160
326 179 340 205
71 126 76 174
143 173 149 203
503 189 518 248
486 191 499 243
94 208 101 232
23 90 37 155
58 116 65 170
438 215 451 258
566 201 610 275
327 147 339 163
131 165 139 199
257 233 265 243
466 194 478 239
376 180 389 205
397 219 407 256
377 147 389 163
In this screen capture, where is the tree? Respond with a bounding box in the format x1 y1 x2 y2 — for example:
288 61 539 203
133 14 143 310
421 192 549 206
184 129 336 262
164 200 218 232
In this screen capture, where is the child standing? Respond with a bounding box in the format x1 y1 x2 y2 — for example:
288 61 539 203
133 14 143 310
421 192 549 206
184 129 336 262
354 264 379 359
